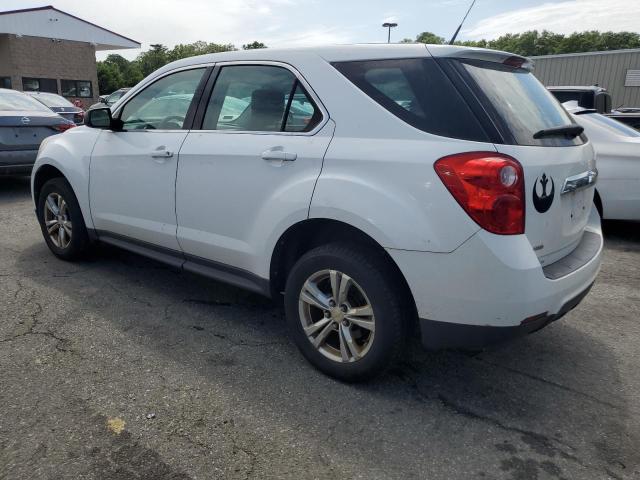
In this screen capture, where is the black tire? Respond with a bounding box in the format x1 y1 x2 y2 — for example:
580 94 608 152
37 177 91 260
284 243 410 382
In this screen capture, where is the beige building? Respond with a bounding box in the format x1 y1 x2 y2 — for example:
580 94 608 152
0 6 139 108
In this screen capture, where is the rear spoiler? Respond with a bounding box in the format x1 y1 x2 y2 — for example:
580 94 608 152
425 45 533 71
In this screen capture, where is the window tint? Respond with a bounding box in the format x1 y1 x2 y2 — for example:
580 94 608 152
333 58 489 142
588 113 640 138
457 60 584 147
31 93 74 108
0 91 52 112
119 68 205 130
23 77 58 94
61 80 93 98
202 65 321 132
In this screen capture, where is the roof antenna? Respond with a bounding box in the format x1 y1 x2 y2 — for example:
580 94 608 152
449 0 477 45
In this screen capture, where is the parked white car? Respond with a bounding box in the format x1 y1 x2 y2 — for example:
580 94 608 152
564 102 640 221
31 45 602 381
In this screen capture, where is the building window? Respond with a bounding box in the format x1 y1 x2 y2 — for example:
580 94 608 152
1 77 11 89
22 77 58 93
61 80 93 98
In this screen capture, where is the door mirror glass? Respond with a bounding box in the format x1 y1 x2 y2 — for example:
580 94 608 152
119 68 205 131
86 107 112 129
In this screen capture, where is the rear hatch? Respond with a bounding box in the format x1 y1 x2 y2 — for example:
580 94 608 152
430 47 596 264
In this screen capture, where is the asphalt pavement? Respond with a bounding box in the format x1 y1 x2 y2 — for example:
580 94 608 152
1 176 639 479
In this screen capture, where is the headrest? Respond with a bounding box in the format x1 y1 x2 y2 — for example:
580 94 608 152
251 88 284 113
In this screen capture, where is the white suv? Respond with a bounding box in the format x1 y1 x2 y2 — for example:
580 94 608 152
32 44 602 381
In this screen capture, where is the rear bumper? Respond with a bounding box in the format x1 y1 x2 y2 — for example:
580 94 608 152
387 208 602 350
0 150 38 175
418 282 593 350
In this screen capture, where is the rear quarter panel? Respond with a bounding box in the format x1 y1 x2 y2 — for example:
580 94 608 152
31 127 101 229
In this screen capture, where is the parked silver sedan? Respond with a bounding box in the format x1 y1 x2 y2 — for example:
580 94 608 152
0 88 75 175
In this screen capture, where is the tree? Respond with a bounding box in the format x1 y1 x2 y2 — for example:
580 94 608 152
454 30 640 56
167 41 236 62
415 32 445 45
96 61 123 95
242 41 267 50
137 44 169 77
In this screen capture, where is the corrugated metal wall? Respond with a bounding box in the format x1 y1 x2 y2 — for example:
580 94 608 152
532 51 640 107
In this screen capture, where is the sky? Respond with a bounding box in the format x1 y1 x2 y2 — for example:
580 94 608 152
2 0 640 60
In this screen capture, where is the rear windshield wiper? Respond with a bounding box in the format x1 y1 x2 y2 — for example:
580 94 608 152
533 124 584 139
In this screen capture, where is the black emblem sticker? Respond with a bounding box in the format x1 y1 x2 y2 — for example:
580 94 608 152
533 173 554 213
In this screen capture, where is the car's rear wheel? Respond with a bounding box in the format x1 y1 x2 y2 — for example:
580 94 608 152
284 243 409 382
37 177 90 260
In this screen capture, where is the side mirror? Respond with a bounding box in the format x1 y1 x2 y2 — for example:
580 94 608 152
99 96 107 104
86 107 114 129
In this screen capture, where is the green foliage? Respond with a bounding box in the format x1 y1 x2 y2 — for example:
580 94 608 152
243 41 267 50
455 30 640 56
415 32 445 45
410 29 640 56
96 40 250 94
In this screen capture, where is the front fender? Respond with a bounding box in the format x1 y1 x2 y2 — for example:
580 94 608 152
31 127 101 229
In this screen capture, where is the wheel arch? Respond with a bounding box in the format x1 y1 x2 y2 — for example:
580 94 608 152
269 218 418 327
32 164 66 207
594 188 603 219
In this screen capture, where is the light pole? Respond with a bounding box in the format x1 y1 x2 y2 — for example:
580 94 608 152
382 22 398 43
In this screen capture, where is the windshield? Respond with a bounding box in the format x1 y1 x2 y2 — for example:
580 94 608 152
107 90 125 103
0 91 52 112
458 60 583 146
31 93 74 108
588 113 640 138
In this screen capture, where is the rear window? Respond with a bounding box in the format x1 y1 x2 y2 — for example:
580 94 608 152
0 91 52 112
333 58 490 142
456 59 584 147
588 113 640 137
32 93 74 108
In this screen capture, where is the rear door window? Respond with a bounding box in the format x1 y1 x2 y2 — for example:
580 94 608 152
332 58 490 142
454 59 585 147
202 65 322 133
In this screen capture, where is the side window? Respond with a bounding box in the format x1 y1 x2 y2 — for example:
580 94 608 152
202 65 321 132
119 68 205 131
333 58 490 142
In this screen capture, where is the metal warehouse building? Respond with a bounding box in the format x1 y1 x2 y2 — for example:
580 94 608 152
532 49 640 108
0 5 139 108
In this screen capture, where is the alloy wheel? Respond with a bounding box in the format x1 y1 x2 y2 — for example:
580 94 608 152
298 269 376 363
43 192 72 249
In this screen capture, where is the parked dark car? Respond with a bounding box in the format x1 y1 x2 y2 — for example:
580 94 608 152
0 88 75 175
26 91 85 125
88 87 131 110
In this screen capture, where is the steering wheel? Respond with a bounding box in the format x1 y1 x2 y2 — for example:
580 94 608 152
159 115 185 129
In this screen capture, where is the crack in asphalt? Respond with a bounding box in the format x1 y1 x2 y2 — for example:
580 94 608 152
1 282 73 354
474 357 622 410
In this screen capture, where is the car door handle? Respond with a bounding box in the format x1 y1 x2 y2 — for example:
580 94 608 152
261 150 297 161
150 149 174 159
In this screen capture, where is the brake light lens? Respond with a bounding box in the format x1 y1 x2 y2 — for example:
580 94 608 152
434 152 525 235
53 123 75 133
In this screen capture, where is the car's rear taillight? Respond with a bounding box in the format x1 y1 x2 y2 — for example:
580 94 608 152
434 152 525 235
53 123 75 132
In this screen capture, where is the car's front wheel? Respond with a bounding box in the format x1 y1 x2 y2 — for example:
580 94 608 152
37 177 90 260
284 243 409 382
